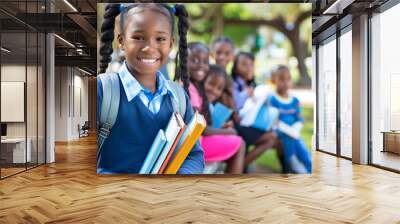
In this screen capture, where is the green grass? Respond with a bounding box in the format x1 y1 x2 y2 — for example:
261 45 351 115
255 106 313 172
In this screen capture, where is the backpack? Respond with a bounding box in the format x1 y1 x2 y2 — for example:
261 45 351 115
97 72 187 158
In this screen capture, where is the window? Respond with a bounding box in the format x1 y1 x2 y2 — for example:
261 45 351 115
339 28 352 158
0 0 46 179
317 36 337 154
371 3 400 171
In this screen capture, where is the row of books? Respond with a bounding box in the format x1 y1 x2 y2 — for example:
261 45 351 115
139 111 206 174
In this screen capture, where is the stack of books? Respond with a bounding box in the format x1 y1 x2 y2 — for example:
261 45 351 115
139 111 206 174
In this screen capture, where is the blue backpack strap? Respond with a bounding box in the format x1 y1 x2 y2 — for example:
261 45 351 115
97 72 120 157
167 80 186 118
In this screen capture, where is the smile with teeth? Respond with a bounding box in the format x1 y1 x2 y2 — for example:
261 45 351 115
138 58 159 64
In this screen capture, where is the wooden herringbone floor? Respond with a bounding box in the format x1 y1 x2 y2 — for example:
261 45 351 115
1 135 400 224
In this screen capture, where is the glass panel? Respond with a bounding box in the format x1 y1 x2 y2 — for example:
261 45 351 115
27 31 38 169
340 29 352 158
1 6 27 177
317 37 337 154
371 4 400 171
26 0 40 169
38 32 45 165
1 0 46 178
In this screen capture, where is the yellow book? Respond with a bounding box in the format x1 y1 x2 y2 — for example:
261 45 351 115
164 111 206 174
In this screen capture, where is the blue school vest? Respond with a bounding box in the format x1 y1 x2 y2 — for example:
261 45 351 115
97 78 204 174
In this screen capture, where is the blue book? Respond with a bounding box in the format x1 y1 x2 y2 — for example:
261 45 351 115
151 113 185 174
139 130 167 174
211 102 233 128
252 105 279 132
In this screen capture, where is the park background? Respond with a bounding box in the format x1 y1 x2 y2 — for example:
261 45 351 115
97 3 313 173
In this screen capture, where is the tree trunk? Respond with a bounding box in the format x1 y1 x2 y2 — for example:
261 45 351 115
295 41 311 87
212 7 224 37
288 28 311 87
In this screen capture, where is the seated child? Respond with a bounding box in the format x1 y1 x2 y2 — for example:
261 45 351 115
211 36 240 123
202 64 247 174
229 53 285 172
270 66 312 173
186 42 246 174
231 52 257 111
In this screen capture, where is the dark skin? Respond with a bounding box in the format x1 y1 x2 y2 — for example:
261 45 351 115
212 42 235 69
244 132 284 167
275 68 292 98
204 73 284 169
203 72 246 174
242 69 289 172
236 55 255 97
187 47 231 135
118 8 173 93
187 47 209 85
204 72 225 103
203 73 235 134
212 42 238 122
202 73 236 136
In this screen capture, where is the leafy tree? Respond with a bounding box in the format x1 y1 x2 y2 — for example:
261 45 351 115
186 3 312 86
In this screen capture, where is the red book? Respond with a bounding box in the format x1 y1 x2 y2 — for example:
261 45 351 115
158 112 186 174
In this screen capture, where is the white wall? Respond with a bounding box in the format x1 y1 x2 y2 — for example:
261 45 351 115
72 72 89 138
1 63 46 164
54 67 89 141
55 66 68 141
1 65 30 138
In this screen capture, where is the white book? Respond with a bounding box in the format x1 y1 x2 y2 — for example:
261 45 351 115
151 112 185 174
139 130 167 174
278 121 301 139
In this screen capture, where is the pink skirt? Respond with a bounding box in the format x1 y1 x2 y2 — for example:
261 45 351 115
200 135 242 162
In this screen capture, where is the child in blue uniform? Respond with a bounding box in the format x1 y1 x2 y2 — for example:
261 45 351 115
270 66 312 173
231 52 257 111
97 3 204 174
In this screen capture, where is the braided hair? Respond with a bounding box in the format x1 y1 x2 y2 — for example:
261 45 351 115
231 51 256 91
98 3 190 94
99 4 120 74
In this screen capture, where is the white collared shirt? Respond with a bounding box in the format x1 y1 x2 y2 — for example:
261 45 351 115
118 62 177 114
